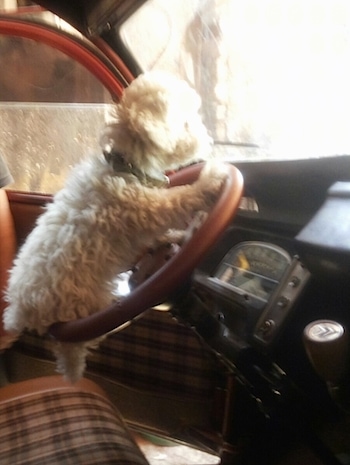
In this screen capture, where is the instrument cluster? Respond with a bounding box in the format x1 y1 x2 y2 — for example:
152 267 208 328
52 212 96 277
192 241 310 354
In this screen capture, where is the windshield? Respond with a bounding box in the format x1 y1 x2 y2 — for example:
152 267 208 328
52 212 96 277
121 0 350 161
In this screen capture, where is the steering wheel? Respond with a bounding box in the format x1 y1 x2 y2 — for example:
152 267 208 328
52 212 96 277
49 162 243 342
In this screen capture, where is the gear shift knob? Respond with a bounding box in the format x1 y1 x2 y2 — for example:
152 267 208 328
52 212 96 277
303 320 349 384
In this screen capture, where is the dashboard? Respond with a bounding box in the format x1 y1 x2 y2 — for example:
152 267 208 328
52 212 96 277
175 157 350 371
170 158 350 461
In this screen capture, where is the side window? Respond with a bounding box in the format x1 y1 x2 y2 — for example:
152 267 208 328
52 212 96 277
0 35 115 193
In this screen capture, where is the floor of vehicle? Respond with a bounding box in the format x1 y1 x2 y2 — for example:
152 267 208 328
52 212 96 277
132 432 220 465
131 432 329 465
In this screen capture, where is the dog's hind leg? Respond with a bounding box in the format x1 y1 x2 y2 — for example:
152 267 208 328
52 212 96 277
54 341 91 383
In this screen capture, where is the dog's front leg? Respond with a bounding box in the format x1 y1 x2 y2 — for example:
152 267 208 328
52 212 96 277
147 161 228 232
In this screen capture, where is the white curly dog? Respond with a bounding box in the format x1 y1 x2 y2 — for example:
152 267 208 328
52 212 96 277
3 71 227 382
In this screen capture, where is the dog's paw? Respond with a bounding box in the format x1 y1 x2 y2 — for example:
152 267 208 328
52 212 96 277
196 161 228 200
154 229 185 245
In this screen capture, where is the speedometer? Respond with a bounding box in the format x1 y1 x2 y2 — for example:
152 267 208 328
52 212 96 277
213 242 291 302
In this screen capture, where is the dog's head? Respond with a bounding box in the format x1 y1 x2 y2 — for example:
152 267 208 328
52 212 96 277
101 72 212 176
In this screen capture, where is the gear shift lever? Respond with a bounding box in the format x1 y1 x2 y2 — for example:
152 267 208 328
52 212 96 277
304 319 350 410
304 320 349 384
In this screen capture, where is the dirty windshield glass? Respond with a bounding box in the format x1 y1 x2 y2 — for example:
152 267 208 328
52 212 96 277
121 0 350 161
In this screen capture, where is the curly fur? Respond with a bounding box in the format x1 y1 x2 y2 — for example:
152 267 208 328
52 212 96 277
3 71 227 382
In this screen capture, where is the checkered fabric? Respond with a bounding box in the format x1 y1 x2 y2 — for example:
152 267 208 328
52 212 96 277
0 388 149 464
15 310 224 401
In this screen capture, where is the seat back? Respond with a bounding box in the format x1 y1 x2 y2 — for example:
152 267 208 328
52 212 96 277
0 189 17 337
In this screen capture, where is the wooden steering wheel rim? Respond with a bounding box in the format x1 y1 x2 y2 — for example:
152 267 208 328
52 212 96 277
49 162 244 342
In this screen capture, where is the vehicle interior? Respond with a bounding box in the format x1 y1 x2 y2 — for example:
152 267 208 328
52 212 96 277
1 1 350 464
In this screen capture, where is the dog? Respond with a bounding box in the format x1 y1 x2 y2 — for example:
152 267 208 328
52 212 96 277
3 71 228 382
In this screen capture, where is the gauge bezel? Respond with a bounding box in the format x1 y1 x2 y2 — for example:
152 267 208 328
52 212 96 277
209 241 292 304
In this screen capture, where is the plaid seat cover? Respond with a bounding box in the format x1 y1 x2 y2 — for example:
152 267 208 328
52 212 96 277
15 310 224 401
88 310 224 400
0 388 149 465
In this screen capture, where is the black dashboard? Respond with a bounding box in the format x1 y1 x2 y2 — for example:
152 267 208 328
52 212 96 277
171 155 350 463
183 155 350 355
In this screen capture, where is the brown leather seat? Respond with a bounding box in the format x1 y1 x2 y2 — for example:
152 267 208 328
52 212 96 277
0 188 16 339
0 189 149 464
